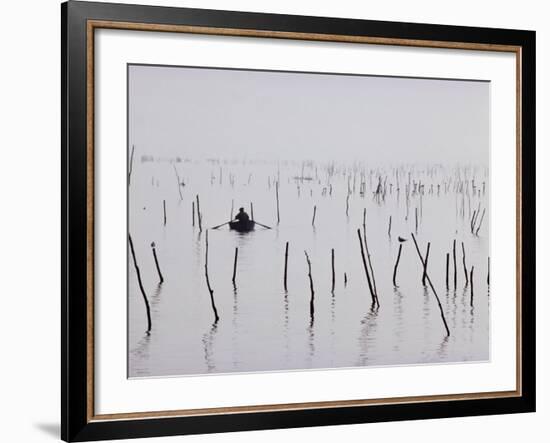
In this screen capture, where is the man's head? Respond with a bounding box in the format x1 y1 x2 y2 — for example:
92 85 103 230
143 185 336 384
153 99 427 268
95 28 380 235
239 207 244 212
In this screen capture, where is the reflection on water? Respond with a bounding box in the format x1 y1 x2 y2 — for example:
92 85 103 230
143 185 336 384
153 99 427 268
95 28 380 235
357 306 380 367
128 160 490 377
202 323 218 373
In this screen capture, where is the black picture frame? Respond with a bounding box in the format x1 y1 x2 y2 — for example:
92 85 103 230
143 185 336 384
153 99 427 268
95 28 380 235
62 1 536 441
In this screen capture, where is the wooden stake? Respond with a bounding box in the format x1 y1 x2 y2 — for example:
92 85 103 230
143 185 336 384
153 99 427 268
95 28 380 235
362 211 379 305
331 248 335 292
357 229 377 306
284 241 289 291
461 242 469 285
250 202 254 220
151 242 164 284
305 251 315 324
204 230 219 323
487 256 490 286
475 209 486 236
388 215 392 237
471 202 481 233
128 234 151 333
232 247 238 284
411 233 450 336
446 252 450 290
393 243 403 287
196 195 202 232
312 205 317 226
173 165 183 200
422 242 431 286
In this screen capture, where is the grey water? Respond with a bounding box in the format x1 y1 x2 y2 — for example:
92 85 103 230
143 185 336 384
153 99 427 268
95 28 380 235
128 159 490 378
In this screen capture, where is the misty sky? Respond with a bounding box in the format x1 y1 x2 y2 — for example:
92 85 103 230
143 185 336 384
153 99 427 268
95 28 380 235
128 64 490 164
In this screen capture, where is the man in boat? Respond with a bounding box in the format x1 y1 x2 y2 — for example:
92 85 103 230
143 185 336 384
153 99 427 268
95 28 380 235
234 207 250 223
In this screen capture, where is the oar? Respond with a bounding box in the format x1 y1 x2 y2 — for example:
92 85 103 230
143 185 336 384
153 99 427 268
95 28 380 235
211 221 231 230
254 221 272 230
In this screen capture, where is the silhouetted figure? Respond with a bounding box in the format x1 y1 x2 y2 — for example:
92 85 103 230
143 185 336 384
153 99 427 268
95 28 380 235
235 207 250 223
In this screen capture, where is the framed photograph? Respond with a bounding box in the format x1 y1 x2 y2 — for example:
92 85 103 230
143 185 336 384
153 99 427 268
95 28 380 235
62 1 535 441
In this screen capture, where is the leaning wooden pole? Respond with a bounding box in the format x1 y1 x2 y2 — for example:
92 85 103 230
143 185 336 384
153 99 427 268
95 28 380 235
204 230 219 323
411 233 450 336
461 242 469 285
422 242 431 286
151 242 164 284
363 210 379 304
173 165 183 200
312 205 317 226
393 243 403 287
163 200 167 226
357 229 377 306
232 247 238 285
475 208 486 236
128 234 151 333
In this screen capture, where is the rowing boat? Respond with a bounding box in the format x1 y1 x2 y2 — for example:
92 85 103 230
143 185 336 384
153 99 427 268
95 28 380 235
229 220 255 232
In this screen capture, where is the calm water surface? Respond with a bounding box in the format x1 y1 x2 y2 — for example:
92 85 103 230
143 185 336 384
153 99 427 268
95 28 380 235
128 159 490 377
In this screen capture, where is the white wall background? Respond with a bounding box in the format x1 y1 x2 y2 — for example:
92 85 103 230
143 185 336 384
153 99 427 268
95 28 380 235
0 0 546 442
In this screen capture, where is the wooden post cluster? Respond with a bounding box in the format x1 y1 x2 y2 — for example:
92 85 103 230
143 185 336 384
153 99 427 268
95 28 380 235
357 229 377 306
411 233 450 336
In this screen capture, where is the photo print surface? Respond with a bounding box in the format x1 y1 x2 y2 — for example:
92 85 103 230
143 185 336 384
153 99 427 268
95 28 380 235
127 64 490 378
